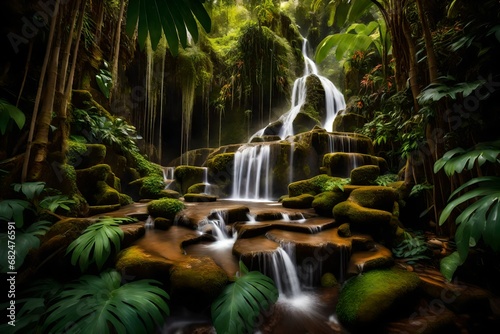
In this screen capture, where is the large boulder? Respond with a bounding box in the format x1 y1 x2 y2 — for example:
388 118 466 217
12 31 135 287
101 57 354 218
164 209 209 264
169 256 229 311
336 268 421 330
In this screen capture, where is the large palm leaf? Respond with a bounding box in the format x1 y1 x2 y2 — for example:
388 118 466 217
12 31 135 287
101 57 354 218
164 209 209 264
66 217 136 272
126 0 211 54
43 270 169 334
211 261 278 334
434 141 500 280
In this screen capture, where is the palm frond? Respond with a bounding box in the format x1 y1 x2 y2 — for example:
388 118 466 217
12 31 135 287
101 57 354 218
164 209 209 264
211 261 278 334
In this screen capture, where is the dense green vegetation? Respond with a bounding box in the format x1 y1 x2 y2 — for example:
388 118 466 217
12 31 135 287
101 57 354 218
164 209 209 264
0 0 499 332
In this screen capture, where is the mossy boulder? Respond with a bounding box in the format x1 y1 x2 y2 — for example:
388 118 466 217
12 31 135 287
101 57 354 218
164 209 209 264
282 193 315 208
147 198 185 219
338 223 351 237
174 165 207 194
336 268 421 330
94 181 120 205
333 201 396 240
312 190 348 217
153 217 172 230
76 164 122 206
67 142 107 169
184 193 218 202
288 174 348 197
321 272 338 287
115 245 174 286
139 175 166 199
169 256 229 311
350 165 380 185
332 111 367 132
323 152 388 178
349 186 398 213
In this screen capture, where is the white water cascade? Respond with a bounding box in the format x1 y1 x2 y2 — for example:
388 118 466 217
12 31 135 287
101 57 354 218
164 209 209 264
232 39 345 201
198 211 237 249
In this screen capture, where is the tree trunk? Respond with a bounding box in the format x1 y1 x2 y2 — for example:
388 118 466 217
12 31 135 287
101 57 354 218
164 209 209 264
110 0 127 102
22 0 61 182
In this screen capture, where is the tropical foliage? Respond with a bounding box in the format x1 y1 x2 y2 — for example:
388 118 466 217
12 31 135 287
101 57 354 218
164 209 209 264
42 270 169 334
435 141 500 280
0 98 25 135
211 261 278 334
66 216 137 272
0 182 74 272
126 0 211 54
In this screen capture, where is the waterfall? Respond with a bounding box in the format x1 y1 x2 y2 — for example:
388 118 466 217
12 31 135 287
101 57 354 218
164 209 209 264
250 38 345 141
163 167 175 190
269 245 302 298
232 144 273 200
199 210 236 249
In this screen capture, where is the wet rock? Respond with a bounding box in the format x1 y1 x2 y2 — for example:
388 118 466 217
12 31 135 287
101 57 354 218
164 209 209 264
120 222 146 248
338 223 351 237
174 165 207 194
115 245 174 286
323 152 388 178
169 256 229 311
346 243 394 277
184 193 218 202
154 217 172 230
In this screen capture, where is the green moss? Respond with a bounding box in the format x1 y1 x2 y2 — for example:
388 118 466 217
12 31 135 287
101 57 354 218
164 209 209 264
289 174 349 197
139 175 166 199
350 165 380 186
187 183 208 194
147 198 185 219
206 153 234 174
281 193 314 209
94 181 120 205
119 193 133 206
349 186 398 212
333 201 392 225
128 150 162 177
337 223 352 238
115 245 174 284
88 204 121 216
321 272 338 287
336 268 420 328
174 165 206 194
312 190 348 217
68 141 87 166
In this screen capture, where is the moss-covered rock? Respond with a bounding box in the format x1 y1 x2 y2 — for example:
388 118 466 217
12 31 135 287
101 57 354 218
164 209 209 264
332 111 367 132
338 223 351 237
119 193 134 206
147 198 185 219
336 268 421 330
139 175 166 199
323 152 388 178
68 142 107 169
288 174 348 197
88 204 121 216
282 193 315 208
321 272 338 287
153 217 172 230
169 256 229 311
115 245 174 286
174 165 207 194
348 186 398 213
312 190 348 217
350 165 380 185
333 201 395 240
94 181 120 205
184 193 218 202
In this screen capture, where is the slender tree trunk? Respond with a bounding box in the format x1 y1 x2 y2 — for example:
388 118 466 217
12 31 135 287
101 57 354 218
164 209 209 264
22 0 61 182
110 0 127 102
16 41 33 107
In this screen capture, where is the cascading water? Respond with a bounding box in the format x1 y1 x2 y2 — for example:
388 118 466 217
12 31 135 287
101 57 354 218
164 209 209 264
233 38 345 201
162 167 175 190
198 210 236 249
232 144 273 200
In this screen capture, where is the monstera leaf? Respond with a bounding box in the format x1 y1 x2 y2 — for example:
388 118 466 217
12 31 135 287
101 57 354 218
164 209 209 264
126 0 211 54
43 270 169 334
211 261 278 334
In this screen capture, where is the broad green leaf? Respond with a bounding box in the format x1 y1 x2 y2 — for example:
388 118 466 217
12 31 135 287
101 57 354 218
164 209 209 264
440 251 463 281
211 261 278 334
0 99 25 135
0 199 31 227
43 270 169 334
66 217 128 272
13 182 46 201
